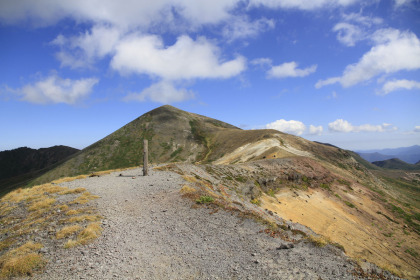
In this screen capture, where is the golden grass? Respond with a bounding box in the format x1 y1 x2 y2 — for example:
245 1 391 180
0 238 16 251
180 185 197 194
65 209 78 216
56 225 82 239
307 235 329 247
66 214 102 223
70 191 100 205
28 197 56 212
32 184 67 194
58 204 69 211
0 242 46 278
77 222 102 245
63 239 79 249
59 187 86 195
52 175 88 184
0 172 106 277
62 222 103 248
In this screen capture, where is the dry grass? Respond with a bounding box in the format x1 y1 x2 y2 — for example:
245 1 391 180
69 191 100 205
180 185 197 194
32 184 68 194
62 222 103 248
0 178 103 278
307 235 329 247
58 204 69 211
28 197 56 212
56 225 82 239
0 238 16 251
66 214 102 223
0 242 45 278
65 209 78 216
52 175 88 184
59 187 86 195
77 222 102 245
63 239 79 249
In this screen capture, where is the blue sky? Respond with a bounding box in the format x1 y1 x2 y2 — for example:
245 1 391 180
1 0 419 151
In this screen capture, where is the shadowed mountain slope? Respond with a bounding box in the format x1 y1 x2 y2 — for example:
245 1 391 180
0 145 79 195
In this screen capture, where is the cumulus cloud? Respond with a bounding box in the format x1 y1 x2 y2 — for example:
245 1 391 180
51 25 122 68
111 34 246 80
317 29 420 88
16 75 98 104
0 0 360 29
267 61 317 78
266 119 306 135
309 125 323 135
123 81 194 104
328 119 396 133
248 0 359 10
380 79 420 95
0 0 238 28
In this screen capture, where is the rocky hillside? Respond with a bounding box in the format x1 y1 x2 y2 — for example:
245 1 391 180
0 146 79 195
31 105 364 186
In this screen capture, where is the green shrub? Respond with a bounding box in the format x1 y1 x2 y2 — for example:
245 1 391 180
344 201 355 208
196 196 214 204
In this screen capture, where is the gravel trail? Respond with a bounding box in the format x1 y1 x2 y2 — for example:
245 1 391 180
31 168 362 279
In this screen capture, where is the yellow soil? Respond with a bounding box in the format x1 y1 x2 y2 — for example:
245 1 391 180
261 188 420 279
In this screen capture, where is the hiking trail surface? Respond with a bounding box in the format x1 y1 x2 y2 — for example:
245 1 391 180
23 168 391 279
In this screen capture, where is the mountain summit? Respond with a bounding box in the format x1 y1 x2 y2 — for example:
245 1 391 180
33 105 359 185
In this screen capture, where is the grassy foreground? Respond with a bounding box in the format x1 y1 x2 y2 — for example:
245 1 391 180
0 176 103 278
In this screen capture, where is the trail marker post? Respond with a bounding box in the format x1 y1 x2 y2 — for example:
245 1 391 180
143 139 148 176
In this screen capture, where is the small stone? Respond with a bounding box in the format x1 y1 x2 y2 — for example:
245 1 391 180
254 260 260 264
251 253 257 256
277 243 293 250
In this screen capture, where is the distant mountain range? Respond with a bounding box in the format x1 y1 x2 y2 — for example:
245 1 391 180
356 145 420 164
0 145 79 195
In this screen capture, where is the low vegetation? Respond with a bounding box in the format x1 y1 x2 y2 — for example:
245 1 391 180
0 177 103 278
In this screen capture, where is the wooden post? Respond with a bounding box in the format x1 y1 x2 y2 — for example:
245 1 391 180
143 139 148 176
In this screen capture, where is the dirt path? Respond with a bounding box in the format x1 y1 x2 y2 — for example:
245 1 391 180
29 168 366 279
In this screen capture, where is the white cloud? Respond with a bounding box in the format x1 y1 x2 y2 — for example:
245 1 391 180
0 0 238 29
414 126 420 132
251 57 272 67
248 0 359 10
267 61 317 78
266 119 306 135
380 79 420 95
332 12 383 47
309 125 323 135
222 16 275 41
123 81 194 104
333 22 363 47
0 0 361 29
328 119 397 133
394 0 414 7
317 29 420 88
51 25 122 68
111 34 246 80
17 75 98 104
